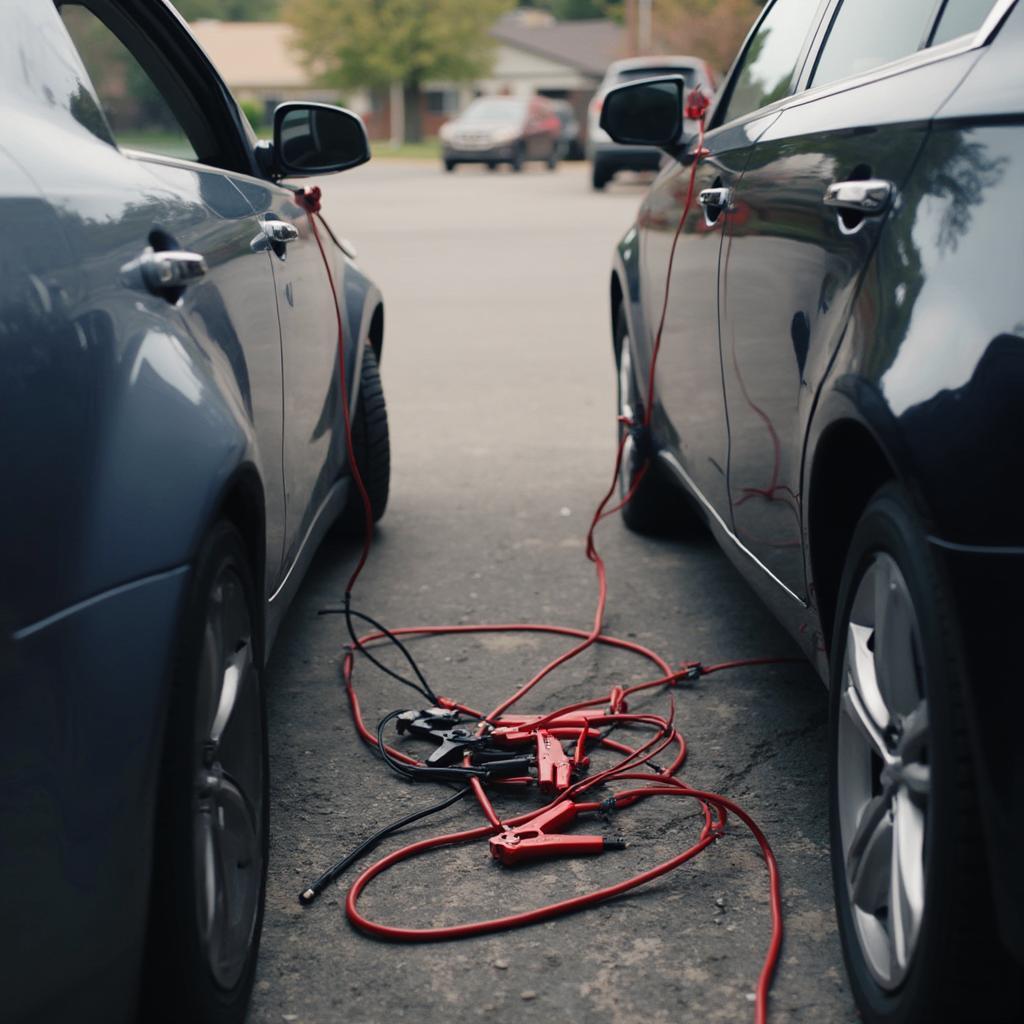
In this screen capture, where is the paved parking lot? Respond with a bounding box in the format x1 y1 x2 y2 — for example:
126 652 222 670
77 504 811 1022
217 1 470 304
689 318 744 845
250 159 858 1023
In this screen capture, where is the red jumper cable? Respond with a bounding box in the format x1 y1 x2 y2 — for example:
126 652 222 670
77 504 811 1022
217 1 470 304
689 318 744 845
296 88 794 1024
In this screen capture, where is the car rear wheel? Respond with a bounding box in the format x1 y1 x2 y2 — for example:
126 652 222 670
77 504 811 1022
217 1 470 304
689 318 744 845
339 344 390 534
142 521 268 1024
511 144 525 172
443 160 455 172
829 484 1022 1024
592 161 609 191
614 307 694 534
547 145 558 170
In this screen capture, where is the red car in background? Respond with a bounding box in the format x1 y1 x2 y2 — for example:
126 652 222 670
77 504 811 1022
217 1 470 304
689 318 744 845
440 95 561 172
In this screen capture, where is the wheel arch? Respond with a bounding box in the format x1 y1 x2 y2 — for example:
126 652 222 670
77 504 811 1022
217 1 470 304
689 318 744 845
211 464 268 667
367 302 384 363
807 419 894 654
611 270 625 361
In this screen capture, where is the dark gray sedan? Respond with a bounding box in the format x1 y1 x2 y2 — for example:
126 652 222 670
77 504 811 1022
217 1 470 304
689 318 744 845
0 3 389 1023
601 1 1024 1021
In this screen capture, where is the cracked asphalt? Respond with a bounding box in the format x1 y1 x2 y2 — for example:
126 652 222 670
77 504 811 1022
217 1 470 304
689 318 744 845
248 159 858 1024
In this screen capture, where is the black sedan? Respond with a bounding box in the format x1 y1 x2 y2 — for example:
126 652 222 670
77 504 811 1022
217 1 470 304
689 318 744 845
601 1 1024 1021
1 2 389 1023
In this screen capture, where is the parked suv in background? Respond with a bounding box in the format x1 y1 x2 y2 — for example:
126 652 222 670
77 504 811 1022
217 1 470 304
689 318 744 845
2 3 390 1022
440 95 561 172
600 0 1024 1021
587 55 716 190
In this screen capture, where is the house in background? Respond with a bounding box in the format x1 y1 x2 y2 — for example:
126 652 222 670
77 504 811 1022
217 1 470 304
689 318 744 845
189 19 339 124
488 11 626 122
189 10 626 144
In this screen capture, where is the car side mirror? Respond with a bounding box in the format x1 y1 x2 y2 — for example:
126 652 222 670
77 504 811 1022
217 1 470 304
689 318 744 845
269 102 370 178
599 75 686 152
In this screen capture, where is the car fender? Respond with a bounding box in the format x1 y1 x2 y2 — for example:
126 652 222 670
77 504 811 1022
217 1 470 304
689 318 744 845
611 225 650 366
323 241 383 461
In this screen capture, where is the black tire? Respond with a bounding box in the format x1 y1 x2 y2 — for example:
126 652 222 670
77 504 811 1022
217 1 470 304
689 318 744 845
546 144 558 171
828 483 1022 1024
591 161 609 191
614 306 693 534
339 344 390 534
443 160 455 172
142 521 268 1024
511 144 525 172
487 162 498 171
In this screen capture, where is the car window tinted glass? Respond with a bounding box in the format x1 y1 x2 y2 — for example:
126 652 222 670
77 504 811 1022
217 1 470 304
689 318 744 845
60 5 197 161
811 0 936 88
931 0 998 44
719 0 813 123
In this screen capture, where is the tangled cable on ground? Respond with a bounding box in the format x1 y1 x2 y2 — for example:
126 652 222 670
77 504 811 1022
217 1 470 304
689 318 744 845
296 90 798 1024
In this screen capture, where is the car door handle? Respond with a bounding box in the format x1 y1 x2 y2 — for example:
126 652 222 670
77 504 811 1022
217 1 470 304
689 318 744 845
262 220 300 244
823 179 894 215
699 187 732 209
121 248 207 299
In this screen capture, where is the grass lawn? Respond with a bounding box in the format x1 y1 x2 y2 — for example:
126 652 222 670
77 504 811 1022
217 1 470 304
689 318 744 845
370 139 441 160
116 131 442 164
116 132 197 159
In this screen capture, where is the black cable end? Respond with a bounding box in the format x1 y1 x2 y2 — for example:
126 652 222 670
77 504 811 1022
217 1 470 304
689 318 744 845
299 887 318 906
672 663 704 685
604 837 628 851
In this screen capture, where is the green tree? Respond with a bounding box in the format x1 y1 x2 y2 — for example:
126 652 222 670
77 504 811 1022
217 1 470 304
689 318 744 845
286 0 513 142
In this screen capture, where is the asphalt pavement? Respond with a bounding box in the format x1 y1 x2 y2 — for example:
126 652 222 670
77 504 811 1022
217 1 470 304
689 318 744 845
249 158 858 1024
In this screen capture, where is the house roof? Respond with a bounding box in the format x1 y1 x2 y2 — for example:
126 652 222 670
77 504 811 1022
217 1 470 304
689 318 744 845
189 20 306 90
490 16 627 79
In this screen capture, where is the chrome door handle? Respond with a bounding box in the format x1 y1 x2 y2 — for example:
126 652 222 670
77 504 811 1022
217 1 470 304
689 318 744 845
262 220 300 244
823 179 894 215
699 187 732 209
121 248 207 298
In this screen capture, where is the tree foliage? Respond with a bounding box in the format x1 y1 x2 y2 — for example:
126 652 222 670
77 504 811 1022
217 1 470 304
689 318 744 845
285 0 513 91
653 0 763 74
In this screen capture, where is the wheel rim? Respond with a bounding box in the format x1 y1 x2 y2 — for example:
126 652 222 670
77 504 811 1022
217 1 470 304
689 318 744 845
192 566 264 991
617 330 639 498
837 552 931 990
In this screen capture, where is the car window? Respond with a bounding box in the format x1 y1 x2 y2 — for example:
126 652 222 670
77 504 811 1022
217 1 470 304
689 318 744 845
614 67 695 86
60 5 196 160
718 0 815 124
462 98 527 123
931 0 999 44
810 0 937 88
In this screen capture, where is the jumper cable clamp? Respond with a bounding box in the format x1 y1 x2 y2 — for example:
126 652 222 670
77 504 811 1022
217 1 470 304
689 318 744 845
395 707 490 766
489 801 626 866
535 730 574 793
394 708 532 776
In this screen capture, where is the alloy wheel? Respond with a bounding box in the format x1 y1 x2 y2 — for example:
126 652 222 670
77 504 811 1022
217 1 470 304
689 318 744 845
837 552 931 990
617 329 639 498
192 567 265 991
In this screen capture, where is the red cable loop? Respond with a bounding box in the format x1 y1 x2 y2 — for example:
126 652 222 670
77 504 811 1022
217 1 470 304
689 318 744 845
301 95 785 1024
296 183 372 594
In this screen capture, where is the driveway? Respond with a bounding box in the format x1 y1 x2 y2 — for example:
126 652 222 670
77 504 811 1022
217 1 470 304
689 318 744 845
251 160 857 1024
